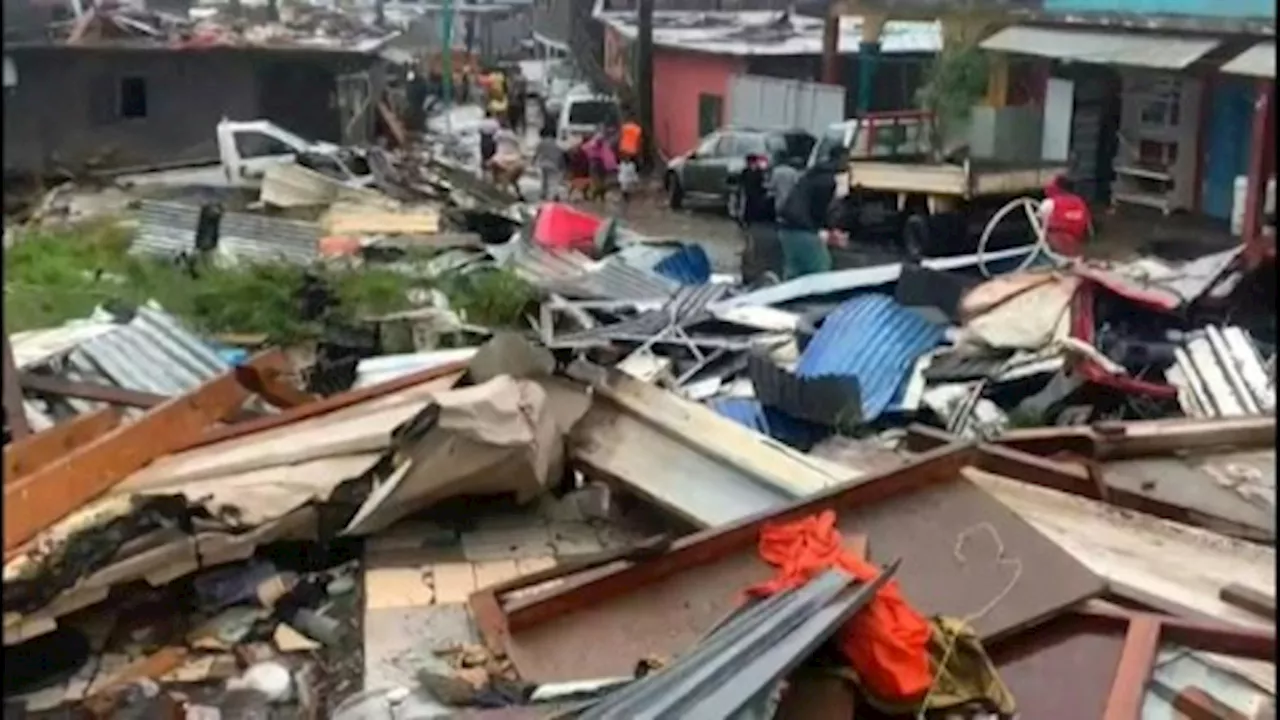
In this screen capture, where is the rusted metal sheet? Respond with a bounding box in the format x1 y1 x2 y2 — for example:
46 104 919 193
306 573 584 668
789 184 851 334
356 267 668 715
176 359 468 452
2 350 287 551
3 409 121 485
469 443 1108 683
1074 601 1278 720
1105 615 1162 720
992 416 1275 460
905 425 1274 542
989 613 1128 720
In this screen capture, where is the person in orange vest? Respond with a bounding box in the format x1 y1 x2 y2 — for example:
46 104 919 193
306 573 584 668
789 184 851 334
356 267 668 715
618 115 643 166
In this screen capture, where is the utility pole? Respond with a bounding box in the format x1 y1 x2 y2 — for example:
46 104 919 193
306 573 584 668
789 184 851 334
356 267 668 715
441 0 454 134
636 0 654 171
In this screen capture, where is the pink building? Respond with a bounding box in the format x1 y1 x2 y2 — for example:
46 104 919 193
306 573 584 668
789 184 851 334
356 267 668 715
601 11 941 161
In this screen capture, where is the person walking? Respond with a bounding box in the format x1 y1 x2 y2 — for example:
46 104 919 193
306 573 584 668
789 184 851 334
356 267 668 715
618 115 643 164
775 147 844 279
534 124 565 202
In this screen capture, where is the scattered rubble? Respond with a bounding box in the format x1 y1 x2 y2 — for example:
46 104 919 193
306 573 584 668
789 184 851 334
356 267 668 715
3 37 1276 720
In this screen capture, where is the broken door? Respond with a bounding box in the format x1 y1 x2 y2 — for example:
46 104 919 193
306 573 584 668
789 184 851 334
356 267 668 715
336 71 374 147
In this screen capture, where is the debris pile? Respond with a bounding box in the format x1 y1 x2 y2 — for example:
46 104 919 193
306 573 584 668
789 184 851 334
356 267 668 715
4 103 1277 720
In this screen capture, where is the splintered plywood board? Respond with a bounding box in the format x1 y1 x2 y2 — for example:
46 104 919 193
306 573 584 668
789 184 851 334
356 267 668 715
967 467 1277 693
965 467 1276 630
486 448 1104 683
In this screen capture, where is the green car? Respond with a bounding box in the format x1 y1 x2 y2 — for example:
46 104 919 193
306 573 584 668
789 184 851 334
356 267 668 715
664 127 815 216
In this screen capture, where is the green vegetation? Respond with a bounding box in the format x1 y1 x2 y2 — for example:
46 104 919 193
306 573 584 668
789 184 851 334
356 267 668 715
4 218 535 342
916 32 990 159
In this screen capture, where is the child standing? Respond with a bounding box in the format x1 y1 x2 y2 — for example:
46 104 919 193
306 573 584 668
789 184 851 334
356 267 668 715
533 125 565 202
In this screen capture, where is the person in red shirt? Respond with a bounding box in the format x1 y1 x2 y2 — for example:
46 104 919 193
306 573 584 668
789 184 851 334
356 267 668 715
1039 174 1093 257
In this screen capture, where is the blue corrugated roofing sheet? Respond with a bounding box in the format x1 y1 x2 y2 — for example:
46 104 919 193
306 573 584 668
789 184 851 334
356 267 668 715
708 397 828 450
795 294 945 422
653 244 712 285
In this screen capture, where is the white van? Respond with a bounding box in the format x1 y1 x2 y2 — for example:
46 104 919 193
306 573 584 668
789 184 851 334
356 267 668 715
556 93 621 144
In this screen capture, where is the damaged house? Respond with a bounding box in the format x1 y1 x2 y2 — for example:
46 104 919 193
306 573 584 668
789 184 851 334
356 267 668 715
3 42 387 179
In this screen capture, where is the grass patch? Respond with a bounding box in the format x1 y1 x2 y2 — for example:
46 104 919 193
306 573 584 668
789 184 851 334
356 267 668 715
5 218 532 343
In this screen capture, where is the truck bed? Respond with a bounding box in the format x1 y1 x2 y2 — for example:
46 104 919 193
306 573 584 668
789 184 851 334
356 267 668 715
847 159 1070 199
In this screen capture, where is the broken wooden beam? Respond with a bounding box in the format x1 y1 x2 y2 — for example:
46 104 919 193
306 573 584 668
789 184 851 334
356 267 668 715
3 408 121 485
174 358 468 453
233 362 317 410
3 350 287 551
1220 583 1277 621
19 373 167 409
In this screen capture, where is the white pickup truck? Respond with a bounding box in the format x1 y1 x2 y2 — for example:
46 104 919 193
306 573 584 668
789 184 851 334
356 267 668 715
215 119 374 189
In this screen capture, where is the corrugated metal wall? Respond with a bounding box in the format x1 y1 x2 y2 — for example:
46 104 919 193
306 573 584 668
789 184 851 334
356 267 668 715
727 74 846 136
133 200 321 266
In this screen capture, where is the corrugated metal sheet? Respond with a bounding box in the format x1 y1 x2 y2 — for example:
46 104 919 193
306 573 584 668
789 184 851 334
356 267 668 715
133 200 321 266
1167 325 1275 419
747 352 862 427
795 294 945 422
10 321 119 369
652 244 712 286
551 283 734 346
980 26 1219 70
708 397 828 450
502 242 679 302
63 305 233 397
1221 42 1276 79
710 244 1040 312
579 566 893 720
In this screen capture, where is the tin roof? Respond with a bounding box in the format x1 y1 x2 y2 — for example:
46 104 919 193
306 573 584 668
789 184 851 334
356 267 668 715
1221 41 1276 78
133 200 321 266
597 11 942 57
980 25 1220 69
795 294 945 422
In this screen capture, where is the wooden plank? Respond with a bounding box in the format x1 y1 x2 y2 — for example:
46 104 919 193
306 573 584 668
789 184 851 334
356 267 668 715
233 363 317 410
3 408 121 484
174 361 468 453
1220 583 1277 620
846 161 967 196
2 351 283 551
593 372 858 499
20 374 167 408
1103 616 1162 720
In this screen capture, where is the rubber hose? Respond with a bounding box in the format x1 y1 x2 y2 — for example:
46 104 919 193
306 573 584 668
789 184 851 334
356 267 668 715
976 195 1068 278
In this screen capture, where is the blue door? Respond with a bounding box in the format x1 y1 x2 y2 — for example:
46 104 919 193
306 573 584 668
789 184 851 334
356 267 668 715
1202 78 1255 221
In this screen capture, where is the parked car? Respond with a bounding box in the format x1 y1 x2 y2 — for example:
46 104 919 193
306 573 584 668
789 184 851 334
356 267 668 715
665 128 816 214
556 92 622 144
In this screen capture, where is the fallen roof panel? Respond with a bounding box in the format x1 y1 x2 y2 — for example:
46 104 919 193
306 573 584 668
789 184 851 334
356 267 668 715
471 442 1106 683
709 244 1040 311
795 294 945 422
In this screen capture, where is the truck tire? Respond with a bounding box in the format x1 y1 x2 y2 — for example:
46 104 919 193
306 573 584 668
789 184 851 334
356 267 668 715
903 213 931 261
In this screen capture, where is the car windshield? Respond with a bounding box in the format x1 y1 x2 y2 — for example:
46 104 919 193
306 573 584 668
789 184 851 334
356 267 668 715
567 100 619 126
770 133 816 163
